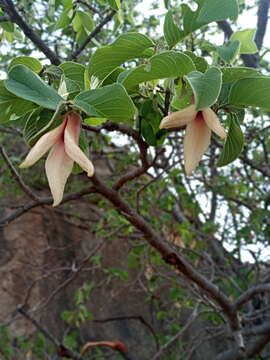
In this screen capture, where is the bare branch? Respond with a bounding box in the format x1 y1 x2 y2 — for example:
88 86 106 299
0 185 96 227
0 0 60 65
17 305 82 359
70 9 115 60
0 145 39 201
235 284 270 309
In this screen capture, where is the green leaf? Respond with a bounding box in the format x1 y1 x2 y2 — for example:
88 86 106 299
217 114 244 167
54 4 73 29
118 51 195 90
184 51 208 72
221 67 260 83
78 11 94 32
88 32 155 82
217 40 241 64
229 77 270 109
5 65 64 110
0 81 36 123
23 102 66 146
60 62 86 89
164 0 170 9
185 67 222 110
164 10 182 48
140 99 165 146
197 0 238 23
9 56 43 73
107 0 120 10
0 21 14 32
230 28 258 54
74 83 136 123
179 3 208 40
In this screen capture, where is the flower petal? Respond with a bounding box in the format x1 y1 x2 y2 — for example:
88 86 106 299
202 108 227 139
64 113 94 177
184 113 211 175
19 121 66 168
45 139 74 207
159 105 197 129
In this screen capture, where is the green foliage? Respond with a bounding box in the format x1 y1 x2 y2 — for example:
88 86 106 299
118 51 195 90
5 65 64 110
185 67 222 110
230 28 258 54
217 114 244 166
74 83 136 122
229 77 270 109
163 10 182 48
88 32 155 82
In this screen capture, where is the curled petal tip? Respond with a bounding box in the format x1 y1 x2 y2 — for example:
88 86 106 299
86 163 95 177
202 108 227 139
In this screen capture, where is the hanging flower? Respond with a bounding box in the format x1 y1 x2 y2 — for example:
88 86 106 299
20 111 94 206
160 104 226 175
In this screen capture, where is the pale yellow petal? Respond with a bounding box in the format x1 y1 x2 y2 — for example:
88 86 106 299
64 113 94 177
19 121 66 168
45 140 74 207
202 108 227 139
184 113 211 175
159 105 197 129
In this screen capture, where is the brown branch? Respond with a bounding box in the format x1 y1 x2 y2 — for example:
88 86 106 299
17 305 82 359
70 9 116 60
0 185 96 227
0 0 60 65
0 14 9 21
94 315 160 351
75 0 102 15
0 145 39 201
235 284 270 309
83 121 150 190
151 304 200 360
89 174 238 324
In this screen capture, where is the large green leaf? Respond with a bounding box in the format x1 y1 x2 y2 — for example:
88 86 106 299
179 3 208 40
229 77 270 109
9 56 43 73
118 51 195 90
197 0 238 22
0 81 36 123
185 67 222 110
60 62 86 89
5 65 64 110
222 67 260 83
217 114 244 167
230 29 258 54
164 10 182 48
74 83 136 123
88 33 155 82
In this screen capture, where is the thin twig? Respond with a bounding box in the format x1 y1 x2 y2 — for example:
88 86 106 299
0 0 60 65
70 9 115 60
0 145 39 201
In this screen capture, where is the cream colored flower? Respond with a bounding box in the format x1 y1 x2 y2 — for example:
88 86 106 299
160 105 226 175
20 112 94 206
